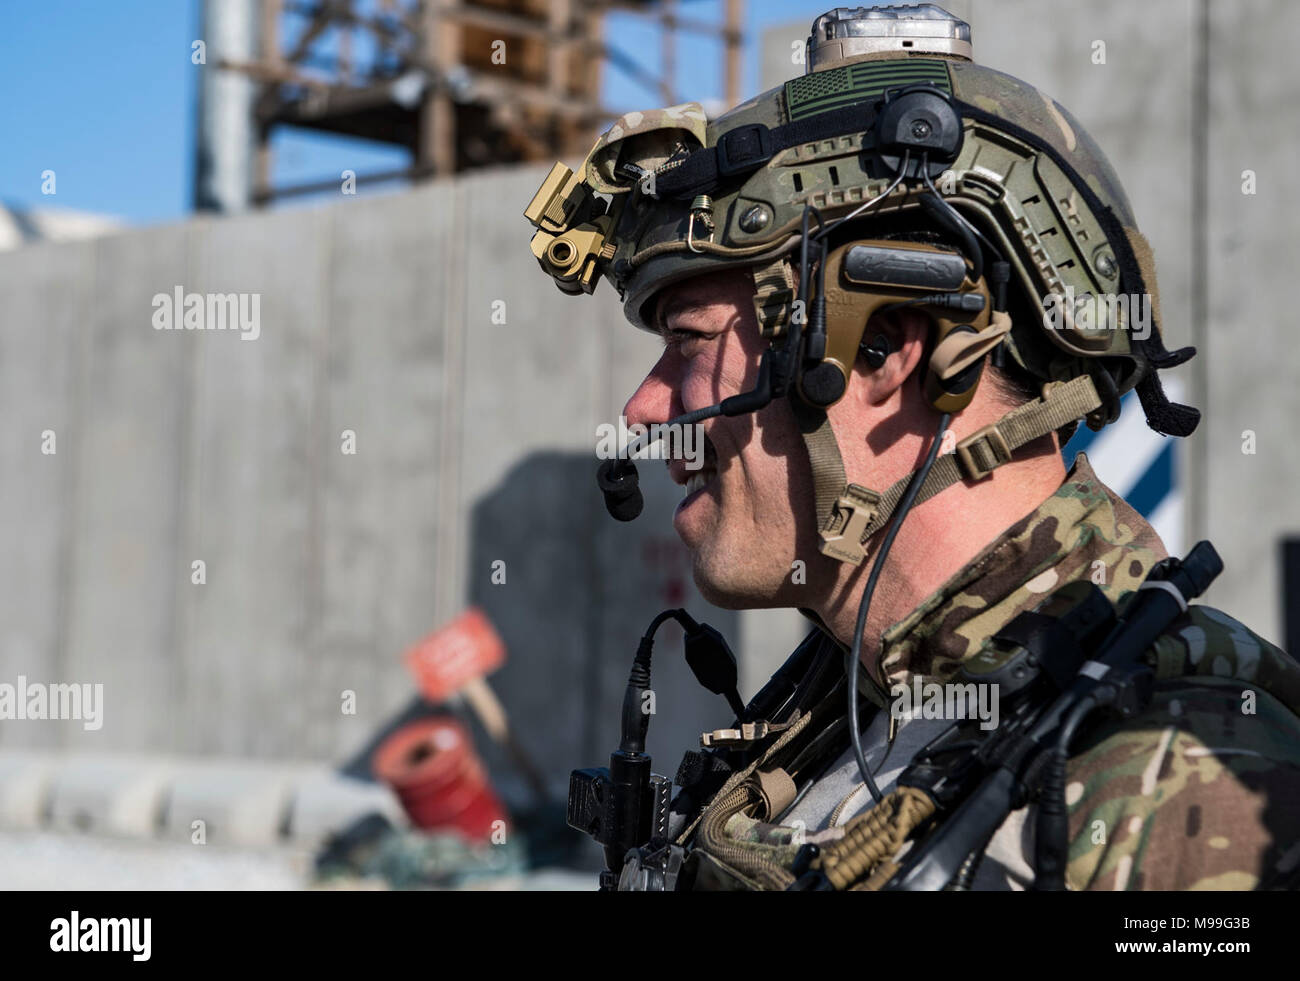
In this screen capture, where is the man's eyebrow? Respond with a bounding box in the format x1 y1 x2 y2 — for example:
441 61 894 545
657 291 710 329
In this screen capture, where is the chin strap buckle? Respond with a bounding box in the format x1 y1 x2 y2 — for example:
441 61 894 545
818 484 882 566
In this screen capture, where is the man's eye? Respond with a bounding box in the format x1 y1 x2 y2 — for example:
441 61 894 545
665 328 707 348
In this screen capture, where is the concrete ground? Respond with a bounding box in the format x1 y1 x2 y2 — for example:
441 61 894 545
0 829 594 890
0 750 596 890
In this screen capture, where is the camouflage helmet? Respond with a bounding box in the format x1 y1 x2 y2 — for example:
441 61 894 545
524 3 1198 438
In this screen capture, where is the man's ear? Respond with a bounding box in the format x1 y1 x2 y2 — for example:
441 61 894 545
853 308 929 406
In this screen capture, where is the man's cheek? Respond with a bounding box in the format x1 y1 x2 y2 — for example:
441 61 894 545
689 350 747 398
682 373 724 409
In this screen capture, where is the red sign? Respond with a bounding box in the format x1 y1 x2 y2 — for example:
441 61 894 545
405 608 506 702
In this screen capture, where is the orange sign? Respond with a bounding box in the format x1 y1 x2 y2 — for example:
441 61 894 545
405 608 507 702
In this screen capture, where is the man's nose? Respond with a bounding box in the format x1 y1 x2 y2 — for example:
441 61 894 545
622 354 681 429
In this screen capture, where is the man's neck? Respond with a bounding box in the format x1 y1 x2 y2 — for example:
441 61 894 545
814 442 1067 677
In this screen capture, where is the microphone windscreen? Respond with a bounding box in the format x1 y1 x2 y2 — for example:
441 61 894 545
597 459 643 522
606 487 644 522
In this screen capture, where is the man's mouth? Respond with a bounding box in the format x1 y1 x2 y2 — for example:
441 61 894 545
671 434 720 500
684 468 717 497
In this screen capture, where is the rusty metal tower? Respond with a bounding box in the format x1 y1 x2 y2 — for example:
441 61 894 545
198 0 744 209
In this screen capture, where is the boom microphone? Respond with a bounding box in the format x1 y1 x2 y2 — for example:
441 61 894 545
593 357 777 522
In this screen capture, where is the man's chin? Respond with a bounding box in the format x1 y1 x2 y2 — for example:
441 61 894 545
688 546 783 611
674 498 796 608
693 574 748 610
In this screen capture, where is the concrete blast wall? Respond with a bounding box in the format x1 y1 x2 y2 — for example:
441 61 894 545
2 0 1297 813
0 168 799 805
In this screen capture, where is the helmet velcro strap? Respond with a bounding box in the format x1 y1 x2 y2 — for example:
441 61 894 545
751 257 796 339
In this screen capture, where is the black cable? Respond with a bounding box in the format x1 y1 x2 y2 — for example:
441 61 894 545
919 165 1007 267
642 608 690 641
811 149 911 244
847 411 952 803
802 211 833 365
1033 694 1099 891
918 165 1017 313
795 205 826 356
783 715 854 785
948 201 1006 266
916 160 983 285
777 737 852 822
817 236 827 299
620 608 700 753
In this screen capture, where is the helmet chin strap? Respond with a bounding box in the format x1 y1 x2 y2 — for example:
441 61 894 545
804 371 1102 568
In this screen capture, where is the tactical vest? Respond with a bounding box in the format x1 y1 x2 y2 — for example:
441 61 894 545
664 628 874 891
647 587 1300 892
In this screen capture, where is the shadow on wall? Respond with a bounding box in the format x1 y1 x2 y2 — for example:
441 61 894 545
467 451 737 810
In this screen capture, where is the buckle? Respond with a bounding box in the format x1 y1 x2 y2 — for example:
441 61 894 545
818 484 881 566
956 423 1012 481
700 720 790 748
716 124 773 178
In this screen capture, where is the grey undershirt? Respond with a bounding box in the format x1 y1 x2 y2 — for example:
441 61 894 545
780 707 1036 890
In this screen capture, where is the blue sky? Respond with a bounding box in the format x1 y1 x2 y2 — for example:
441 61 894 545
0 0 825 226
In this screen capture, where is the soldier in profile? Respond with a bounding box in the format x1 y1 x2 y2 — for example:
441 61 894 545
526 5 1300 890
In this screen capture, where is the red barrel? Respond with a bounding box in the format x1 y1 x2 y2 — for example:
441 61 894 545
373 717 508 840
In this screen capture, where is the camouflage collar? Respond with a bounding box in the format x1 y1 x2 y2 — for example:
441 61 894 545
868 451 1167 690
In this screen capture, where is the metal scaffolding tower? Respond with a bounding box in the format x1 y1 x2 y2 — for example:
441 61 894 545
198 0 744 209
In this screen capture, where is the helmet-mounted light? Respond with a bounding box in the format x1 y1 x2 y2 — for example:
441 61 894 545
806 4 974 69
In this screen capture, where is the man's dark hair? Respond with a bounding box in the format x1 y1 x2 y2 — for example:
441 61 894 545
985 354 1081 447
987 284 1083 446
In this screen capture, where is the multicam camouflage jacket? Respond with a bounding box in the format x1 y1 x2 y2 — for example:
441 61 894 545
676 452 1300 890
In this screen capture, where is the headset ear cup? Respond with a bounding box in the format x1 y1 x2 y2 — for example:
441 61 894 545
929 357 986 413
925 324 985 413
922 306 1010 412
